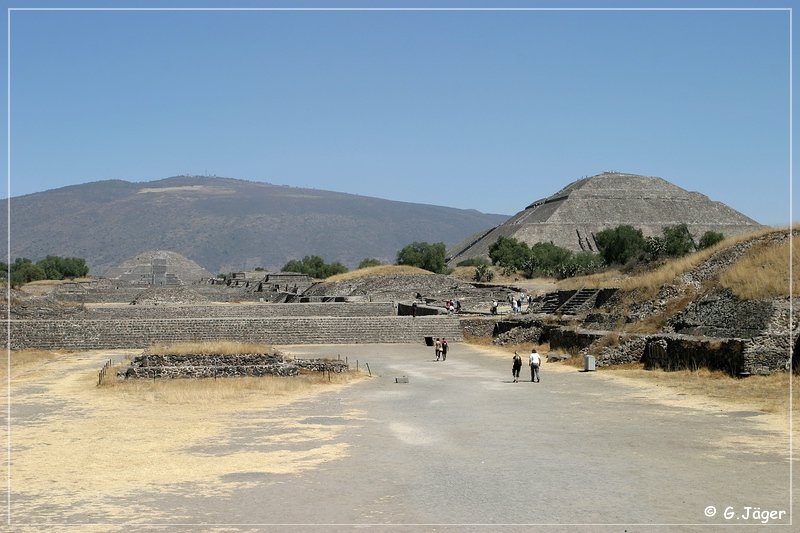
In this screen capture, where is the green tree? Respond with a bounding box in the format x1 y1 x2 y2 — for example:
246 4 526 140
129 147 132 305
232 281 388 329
36 255 89 280
663 224 696 257
698 231 725 250
488 236 530 273
525 242 573 277
10 258 45 287
281 255 348 279
396 242 448 274
357 258 383 269
595 225 646 265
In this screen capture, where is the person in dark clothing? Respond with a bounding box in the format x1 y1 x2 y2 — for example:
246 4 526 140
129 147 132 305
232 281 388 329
512 352 522 382
441 339 448 361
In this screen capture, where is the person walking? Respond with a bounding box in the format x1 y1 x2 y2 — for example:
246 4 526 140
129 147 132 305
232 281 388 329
529 348 541 382
512 352 522 382
441 339 448 361
434 338 442 361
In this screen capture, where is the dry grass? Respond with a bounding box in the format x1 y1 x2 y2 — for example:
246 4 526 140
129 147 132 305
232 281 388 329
623 288 698 334
324 264 432 283
145 341 275 355
450 265 479 281
100 367 362 405
619 226 789 298
556 268 627 289
603 366 798 415
1 349 64 378
4 349 364 522
720 238 799 299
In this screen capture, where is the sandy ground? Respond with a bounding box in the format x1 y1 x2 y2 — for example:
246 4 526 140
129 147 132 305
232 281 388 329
2 344 796 531
2 349 363 529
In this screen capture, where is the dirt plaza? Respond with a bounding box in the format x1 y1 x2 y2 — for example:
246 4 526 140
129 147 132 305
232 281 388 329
3 342 794 531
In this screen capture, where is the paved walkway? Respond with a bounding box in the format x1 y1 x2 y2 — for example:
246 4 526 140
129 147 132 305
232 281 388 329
8 343 794 530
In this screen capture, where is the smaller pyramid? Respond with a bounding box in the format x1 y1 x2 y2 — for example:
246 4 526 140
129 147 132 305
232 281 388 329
102 250 213 286
447 172 762 265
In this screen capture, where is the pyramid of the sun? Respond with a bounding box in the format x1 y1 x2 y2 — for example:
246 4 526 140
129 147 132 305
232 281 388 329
102 250 213 286
447 172 762 266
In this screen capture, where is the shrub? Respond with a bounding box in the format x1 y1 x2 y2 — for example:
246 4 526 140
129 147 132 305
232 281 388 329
698 231 725 250
473 264 494 282
644 235 666 261
357 258 383 269
663 224 697 257
558 251 605 278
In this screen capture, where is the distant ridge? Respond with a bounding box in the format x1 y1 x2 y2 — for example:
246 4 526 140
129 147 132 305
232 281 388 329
1 175 507 274
447 171 762 266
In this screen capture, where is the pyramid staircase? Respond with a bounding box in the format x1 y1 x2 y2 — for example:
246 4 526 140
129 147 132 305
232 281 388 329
539 293 563 313
539 288 602 315
558 288 602 315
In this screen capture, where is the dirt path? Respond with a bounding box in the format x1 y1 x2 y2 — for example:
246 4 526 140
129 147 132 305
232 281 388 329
3 344 795 530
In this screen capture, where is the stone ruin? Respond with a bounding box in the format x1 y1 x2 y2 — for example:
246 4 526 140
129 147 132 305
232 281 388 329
447 171 763 266
121 349 350 380
103 250 213 286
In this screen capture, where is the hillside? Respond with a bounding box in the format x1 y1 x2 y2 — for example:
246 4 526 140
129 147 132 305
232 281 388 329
0 176 507 274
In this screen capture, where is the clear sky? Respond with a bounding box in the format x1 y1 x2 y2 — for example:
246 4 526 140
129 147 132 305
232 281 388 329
2 1 795 226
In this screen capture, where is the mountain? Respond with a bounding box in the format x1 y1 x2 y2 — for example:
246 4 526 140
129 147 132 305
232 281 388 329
1 176 508 274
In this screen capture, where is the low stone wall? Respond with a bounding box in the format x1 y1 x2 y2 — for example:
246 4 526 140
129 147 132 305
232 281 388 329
459 317 497 338
122 351 349 379
84 302 396 319
397 302 443 317
10 316 463 350
642 335 747 375
547 327 606 352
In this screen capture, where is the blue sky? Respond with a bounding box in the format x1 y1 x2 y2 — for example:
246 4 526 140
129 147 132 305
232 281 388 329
2 1 794 225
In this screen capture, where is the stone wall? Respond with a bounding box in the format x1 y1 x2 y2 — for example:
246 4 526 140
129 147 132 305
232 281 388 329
10 316 463 350
84 302 396 319
459 317 498 338
642 335 747 375
122 352 349 379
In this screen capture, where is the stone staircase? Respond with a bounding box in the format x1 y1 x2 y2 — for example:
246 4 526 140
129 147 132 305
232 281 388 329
558 288 602 315
539 293 563 313
538 288 602 315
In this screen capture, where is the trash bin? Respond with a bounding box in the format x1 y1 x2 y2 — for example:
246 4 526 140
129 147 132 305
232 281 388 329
584 355 596 372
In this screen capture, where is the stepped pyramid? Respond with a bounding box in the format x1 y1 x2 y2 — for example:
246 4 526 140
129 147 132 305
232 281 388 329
447 172 762 265
102 250 213 286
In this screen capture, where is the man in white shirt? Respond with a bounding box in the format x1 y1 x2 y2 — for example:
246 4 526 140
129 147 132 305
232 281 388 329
529 349 541 382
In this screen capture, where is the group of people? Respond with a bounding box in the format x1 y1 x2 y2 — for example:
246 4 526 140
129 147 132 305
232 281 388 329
434 338 449 361
445 299 461 314
510 293 531 314
490 293 533 315
512 349 541 383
